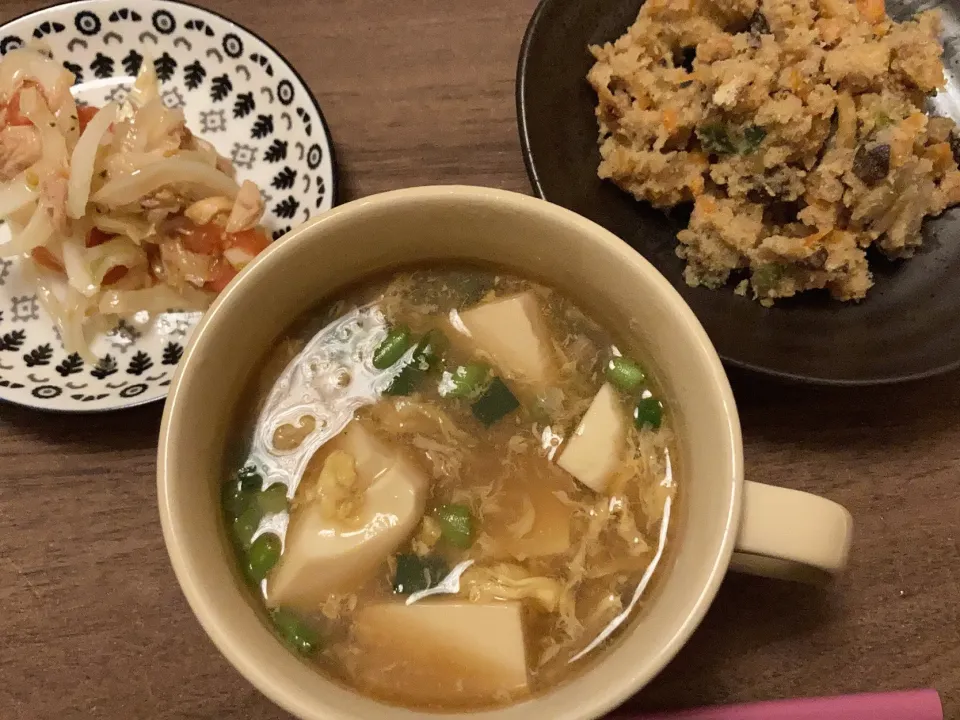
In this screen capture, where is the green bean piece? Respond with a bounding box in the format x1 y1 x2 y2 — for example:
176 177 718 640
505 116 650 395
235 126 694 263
247 532 282 582
232 505 261 549
440 362 491 398
393 554 448 594
435 504 475 548
634 395 664 430
373 325 413 369
605 356 646 393
258 483 289 514
271 608 321 655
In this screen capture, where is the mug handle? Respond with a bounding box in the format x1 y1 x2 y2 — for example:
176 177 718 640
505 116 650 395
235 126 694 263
729 481 854 584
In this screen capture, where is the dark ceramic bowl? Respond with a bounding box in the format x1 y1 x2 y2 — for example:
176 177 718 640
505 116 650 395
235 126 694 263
517 0 960 385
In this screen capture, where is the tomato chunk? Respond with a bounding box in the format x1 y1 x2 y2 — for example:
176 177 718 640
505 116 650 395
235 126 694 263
86 227 115 247
3 90 33 127
181 222 224 255
204 258 238 293
224 228 271 256
101 265 128 285
31 247 64 273
77 104 100 134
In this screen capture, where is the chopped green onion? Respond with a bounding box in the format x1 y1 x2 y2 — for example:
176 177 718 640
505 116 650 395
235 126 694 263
471 377 520 427
742 125 767 154
605 356 645 393
247 532 282 582
258 483 289 514
384 329 449 395
231 505 261 549
634 395 664 430
435 504 475 548
440 362 491 398
373 325 413 369
393 553 448 594
271 608 321 655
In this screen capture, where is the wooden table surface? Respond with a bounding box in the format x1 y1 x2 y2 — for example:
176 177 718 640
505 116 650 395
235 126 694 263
1 0 958 718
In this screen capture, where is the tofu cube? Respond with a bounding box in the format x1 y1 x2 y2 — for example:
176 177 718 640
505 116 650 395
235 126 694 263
351 600 529 706
266 424 427 612
556 383 627 493
458 292 557 385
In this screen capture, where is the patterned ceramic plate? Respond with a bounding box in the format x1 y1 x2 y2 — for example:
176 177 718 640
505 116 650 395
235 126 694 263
0 0 337 412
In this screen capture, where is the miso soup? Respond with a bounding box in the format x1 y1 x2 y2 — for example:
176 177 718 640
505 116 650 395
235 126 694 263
222 265 678 711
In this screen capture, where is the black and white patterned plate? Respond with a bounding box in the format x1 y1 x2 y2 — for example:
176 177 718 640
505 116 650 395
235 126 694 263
0 0 337 412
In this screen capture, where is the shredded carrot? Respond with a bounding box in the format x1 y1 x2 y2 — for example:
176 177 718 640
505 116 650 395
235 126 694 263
802 227 831 247
857 0 886 24
698 195 718 215
925 142 955 173
661 107 678 134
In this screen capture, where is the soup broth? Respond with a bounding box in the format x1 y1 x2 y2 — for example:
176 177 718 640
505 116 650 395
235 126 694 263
222 265 678 711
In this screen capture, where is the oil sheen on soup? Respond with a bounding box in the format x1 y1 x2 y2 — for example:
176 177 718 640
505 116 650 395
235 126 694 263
222 266 678 711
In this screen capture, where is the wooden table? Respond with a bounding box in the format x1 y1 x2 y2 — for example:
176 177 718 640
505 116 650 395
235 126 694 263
1 1 958 718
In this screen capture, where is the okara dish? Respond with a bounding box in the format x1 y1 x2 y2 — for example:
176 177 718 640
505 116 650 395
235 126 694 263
0 45 271 359
222 264 676 711
588 0 960 305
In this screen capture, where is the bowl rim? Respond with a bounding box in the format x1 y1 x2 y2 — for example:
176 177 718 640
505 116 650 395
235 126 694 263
514 0 960 387
158 185 743 720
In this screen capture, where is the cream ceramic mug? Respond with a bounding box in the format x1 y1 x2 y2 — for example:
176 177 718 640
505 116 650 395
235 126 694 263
158 186 853 720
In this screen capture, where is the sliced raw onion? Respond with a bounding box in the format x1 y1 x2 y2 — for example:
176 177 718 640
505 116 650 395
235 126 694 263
0 204 53 257
92 158 240 207
0 178 38 216
67 102 118 219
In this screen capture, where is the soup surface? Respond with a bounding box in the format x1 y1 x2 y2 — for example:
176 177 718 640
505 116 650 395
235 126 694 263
222 265 678 711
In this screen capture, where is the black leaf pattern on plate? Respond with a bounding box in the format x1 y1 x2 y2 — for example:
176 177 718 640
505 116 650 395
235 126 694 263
122 48 143 76
272 226 291 241
23 344 53 367
55 353 85 377
271 166 296 190
0 379 25 389
0 329 26 352
127 351 153 376
91 354 117 379
251 114 274 139
273 196 300 220
263 139 287 163
154 52 177 82
210 74 232 102
233 91 255 118
162 342 183 366
63 60 83 84
90 52 114 79
183 59 206 90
